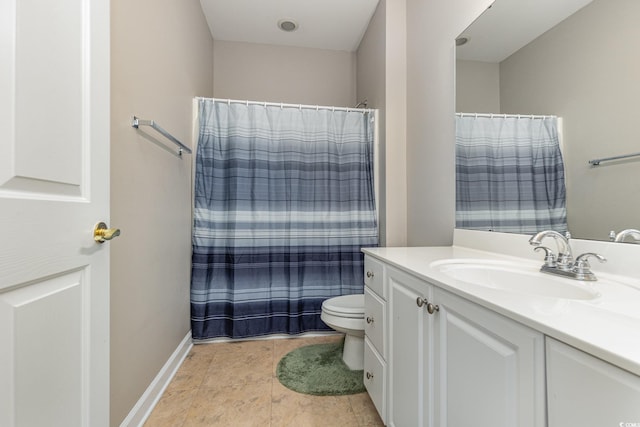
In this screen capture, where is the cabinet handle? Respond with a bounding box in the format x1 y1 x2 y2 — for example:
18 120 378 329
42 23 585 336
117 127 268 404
427 303 440 314
366 271 374 279
416 297 428 307
366 371 374 380
366 316 374 324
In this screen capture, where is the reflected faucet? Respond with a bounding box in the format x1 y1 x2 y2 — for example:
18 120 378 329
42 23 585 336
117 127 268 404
529 230 574 270
614 229 640 243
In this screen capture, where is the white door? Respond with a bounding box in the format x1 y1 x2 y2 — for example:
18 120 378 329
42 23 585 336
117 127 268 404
0 0 111 426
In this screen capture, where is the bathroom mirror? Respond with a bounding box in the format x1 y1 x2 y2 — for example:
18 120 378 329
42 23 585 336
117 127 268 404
455 0 640 241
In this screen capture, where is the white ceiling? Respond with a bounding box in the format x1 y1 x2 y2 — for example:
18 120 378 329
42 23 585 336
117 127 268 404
457 0 594 62
200 0 380 52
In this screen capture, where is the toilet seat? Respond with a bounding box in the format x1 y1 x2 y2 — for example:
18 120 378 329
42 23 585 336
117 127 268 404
321 294 364 319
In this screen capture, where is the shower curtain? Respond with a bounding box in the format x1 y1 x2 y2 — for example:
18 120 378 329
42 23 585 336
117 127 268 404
456 115 567 234
191 99 378 339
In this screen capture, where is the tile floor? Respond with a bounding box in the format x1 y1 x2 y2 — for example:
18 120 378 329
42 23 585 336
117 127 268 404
144 334 385 426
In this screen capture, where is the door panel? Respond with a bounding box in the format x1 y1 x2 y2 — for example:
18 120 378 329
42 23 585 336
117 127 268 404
0 270 86 426
1 0 86 196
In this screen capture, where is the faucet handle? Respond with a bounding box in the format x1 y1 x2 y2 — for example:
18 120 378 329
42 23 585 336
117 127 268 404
534 246 557 267
573 252 607 271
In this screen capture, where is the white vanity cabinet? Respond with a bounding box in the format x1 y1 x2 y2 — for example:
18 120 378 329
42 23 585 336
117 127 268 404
369 256 546 427
364 246 640 427
546 338 640 427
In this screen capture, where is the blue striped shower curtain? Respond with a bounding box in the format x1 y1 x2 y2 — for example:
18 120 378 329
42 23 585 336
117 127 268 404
191 99 378 340
456 115 567 234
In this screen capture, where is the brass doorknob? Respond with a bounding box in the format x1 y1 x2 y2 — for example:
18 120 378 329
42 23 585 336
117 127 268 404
94 222 121 243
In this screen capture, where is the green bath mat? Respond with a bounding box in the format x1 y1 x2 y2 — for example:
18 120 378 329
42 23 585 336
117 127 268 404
276 340 365 396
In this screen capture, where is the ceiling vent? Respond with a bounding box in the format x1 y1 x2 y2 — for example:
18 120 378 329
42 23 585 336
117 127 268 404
278 19 298 32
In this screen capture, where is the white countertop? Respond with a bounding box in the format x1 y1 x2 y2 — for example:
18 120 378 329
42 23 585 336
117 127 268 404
362 244 640 377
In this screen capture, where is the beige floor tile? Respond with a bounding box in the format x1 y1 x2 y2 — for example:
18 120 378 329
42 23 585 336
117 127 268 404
165 349 215 392
206 338 275 355
144 387 197 427
182 381 272 427
348 392 385 426
202 340 274 388
271 380 359 427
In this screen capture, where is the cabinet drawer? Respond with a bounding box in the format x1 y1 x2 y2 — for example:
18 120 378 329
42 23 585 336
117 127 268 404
364 287 385 356
364 256 384 298
364 337 386 423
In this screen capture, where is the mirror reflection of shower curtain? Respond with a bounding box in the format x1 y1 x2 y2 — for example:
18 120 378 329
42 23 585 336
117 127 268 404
455 115 567 234
191 99 378 340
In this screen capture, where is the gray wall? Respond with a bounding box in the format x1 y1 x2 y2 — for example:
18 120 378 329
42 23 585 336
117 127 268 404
357 0 388 245
406 0 494 246
110 0 213 424
356 0 408 247
456 59 500 113
213 40 356 107
499 0 640 240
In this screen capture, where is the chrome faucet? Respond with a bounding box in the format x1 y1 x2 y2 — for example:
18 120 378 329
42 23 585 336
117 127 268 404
529 230 574 270
529 230 606 281
614 229 640 243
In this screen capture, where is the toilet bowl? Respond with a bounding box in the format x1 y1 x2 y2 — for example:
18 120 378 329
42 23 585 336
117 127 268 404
320 294 365 370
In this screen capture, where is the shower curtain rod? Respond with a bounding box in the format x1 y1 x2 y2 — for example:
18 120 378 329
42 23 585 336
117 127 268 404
198 97 374 114
456 113 556 119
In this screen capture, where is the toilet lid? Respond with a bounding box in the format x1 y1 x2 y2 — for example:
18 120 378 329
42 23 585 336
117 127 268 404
322 294 364 318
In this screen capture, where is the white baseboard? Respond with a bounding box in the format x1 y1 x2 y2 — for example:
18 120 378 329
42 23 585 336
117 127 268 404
120 331 193 427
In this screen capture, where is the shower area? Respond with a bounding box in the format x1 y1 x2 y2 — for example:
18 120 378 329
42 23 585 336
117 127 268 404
190 98 379 340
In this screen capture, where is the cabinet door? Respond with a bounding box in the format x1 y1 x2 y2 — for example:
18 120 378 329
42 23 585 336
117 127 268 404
388 267 433 427
433 288 545 427
547 337 640 427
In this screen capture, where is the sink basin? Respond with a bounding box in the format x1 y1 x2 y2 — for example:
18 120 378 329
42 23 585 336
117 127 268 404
430 259 600 300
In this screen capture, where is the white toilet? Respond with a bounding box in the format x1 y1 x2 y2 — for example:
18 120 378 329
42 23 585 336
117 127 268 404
320 294 365 370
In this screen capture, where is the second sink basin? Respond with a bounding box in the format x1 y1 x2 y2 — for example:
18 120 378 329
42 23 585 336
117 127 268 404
429 259 600 300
